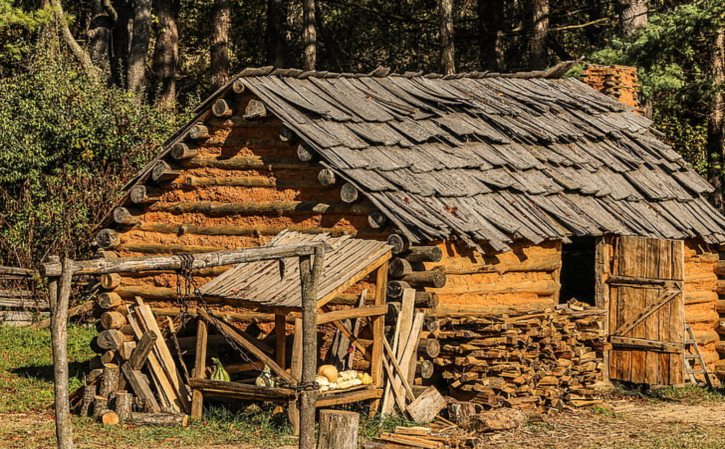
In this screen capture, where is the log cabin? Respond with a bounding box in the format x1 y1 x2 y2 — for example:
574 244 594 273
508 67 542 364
90 63 725 398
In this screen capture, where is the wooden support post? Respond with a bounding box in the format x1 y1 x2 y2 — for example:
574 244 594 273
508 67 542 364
52 257 74 449
369 262 388 416
317 410 359 449
191 319 208 420
298 245 325 449
289 318 303 435
275 314 287 369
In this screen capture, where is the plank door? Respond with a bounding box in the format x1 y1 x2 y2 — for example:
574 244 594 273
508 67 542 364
608 236 684 385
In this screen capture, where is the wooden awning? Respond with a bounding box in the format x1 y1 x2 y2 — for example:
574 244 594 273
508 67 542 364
200 231 391 309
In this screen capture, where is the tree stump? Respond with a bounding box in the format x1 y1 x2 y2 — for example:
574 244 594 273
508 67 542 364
115 391 133 422
93 396 108 419
98 363 120 397
80 384 96 417
317 410 359 449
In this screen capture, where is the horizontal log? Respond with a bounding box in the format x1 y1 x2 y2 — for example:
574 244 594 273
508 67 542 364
180 175 322 189
0 266 35 276
399 271 447 288
441 253 561 275
232 78 245 94
135 222 359 238
188 124 210 140
340 183 359 203
100 311 127 330
244 99 267 119
113 207 140 226
170 143 199 160
212 99 233 118
405 246 443 263
317 304 387 325
97 329 131 351
416 359 435 379
147 200 374 217
715 261 725 276
610 336 682 353
716 340 725 357
180 154 309 171
153 307 279 323
279 126 293 142
718 280 725 296
389 258 413 278
129 185 162 204
95 229 120 249
190 378 294 401
100 273 122 290
42 243 323 276
438 279 559 296
98 292 123 309
0 298 48 309
114 243 225 255
296 144 314 162
386 281 410 299
417 338 441 358
127 412 189 427
387 234 410 254
368 211 388 229
152 161 181 182
318 168 336 186
685 291 717 305
718 300 725 314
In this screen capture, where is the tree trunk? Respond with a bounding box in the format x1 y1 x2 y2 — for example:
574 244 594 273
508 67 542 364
438 0 455 75
110 0 132 88
152 0 179 110
302 0 317 71
87 0 117 72
210 0 231 89
49 0 97 77
127 0 152 98
708 27 725 211
477 0 504 71
528 0 549 70
267 0 288 67
617 0 647 37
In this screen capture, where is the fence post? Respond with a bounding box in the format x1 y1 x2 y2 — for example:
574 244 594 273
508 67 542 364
51 257 75 449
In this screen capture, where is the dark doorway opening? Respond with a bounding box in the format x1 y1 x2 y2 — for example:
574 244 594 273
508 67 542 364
559 237 596 305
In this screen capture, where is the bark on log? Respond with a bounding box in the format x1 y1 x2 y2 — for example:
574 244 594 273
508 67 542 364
212 98 233 117
98 292 123 309
318 168 336 186
147 200 373 217
51 258 73 449
113 207 140 226
400 271 446 288
127 412 190 427
100 351 116 365
129 185 162 204
170 143 199 160
317 410 359 449
80 384 96 417
95 229 120 249
101 311 128 330
415 292 439 309
389 258 413 278
98 363 120 398
188 124 210 140
340 183 359 203
405 246 443 263
387 234 410 254
152 161 181 182
244 99 267 119
387 281 410 299
115 391 133 422
93 396 108 419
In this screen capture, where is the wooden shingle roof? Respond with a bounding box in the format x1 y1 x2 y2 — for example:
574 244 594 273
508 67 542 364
199 230 391 308
118 65 725 251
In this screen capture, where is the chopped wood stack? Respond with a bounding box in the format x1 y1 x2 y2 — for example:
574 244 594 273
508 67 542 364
432 301 607 411
364 420 478 449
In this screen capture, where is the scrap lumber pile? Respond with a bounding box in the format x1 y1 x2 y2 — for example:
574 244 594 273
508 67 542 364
364 421 478 449
433 301 607 411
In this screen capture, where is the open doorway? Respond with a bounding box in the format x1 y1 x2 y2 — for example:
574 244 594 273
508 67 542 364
559 237 596 305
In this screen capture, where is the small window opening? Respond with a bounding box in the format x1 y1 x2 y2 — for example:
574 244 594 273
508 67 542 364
559 237 596 305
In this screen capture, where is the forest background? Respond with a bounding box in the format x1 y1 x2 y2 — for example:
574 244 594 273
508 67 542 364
0 0 722 268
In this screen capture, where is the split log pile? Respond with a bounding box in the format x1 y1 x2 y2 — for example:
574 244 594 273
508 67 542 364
364 420 478 449
432 301 607 411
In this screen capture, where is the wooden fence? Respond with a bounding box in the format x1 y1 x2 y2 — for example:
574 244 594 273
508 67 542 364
0 266 48 326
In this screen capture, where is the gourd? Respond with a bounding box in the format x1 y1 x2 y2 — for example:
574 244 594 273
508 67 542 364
318 364 339 382
210 357 230 382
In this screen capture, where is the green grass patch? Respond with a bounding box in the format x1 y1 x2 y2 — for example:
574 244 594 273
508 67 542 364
0 324 96 413
646 385 725 404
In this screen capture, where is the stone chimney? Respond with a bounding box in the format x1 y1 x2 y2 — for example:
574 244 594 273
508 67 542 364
581 64 641 111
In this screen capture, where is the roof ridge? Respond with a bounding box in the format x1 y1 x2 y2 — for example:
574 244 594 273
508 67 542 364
230 60 579 81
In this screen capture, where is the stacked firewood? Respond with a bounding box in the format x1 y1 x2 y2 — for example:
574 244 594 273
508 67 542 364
431 301 607 411
77 296 191 427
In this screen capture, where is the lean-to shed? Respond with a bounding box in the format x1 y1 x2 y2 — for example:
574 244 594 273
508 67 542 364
93 63 725 386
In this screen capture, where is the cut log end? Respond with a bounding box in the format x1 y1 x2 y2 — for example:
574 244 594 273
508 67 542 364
296 144 314 162
279 126 294 142
152 161 180 182
244 99 267 119
368 211 388 229
318 168 336 186
232 78 246 94
113 207 139 226
188 124 210 140
387 233 410 254
95 229 120 249
170 143 199 160
101 411 120 426
212 98 233 118
340 183 360 203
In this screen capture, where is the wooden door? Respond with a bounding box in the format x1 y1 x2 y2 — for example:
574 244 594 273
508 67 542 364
608 236 684 385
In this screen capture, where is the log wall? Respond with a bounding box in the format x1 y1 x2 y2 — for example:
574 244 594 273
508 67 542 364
683 241 720 371
420 240 562 316
96 91 383 306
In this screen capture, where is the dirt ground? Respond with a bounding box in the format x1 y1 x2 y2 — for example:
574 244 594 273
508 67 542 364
1 397 724 449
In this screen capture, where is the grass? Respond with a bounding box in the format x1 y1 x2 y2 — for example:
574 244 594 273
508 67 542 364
645 384 725 404
0 325 406 448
